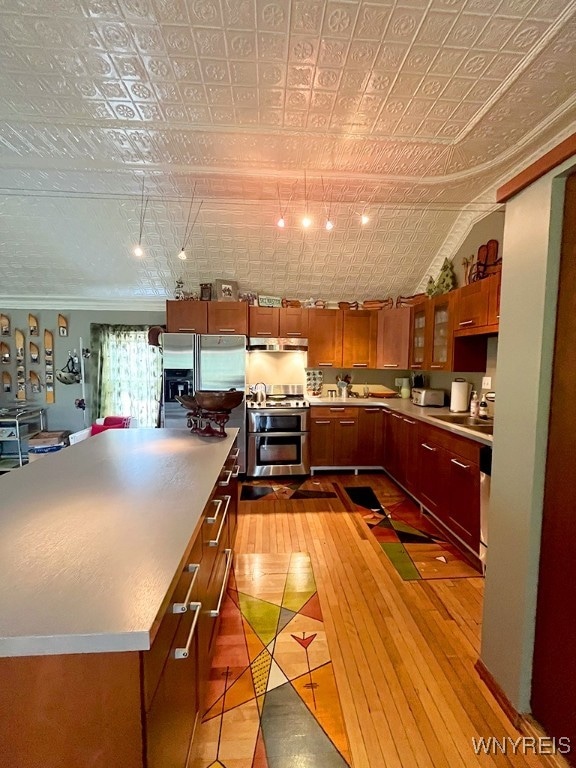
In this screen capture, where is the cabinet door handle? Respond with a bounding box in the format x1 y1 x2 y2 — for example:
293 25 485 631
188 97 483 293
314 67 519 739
315 420 331 425
173 601 201 659
206 497 223 525
430 364 444 369
178 327 197 331
329 407 345 412
209 549 233 618
410 364 422 369
421 443 437 452
318 362 333 366
451 458 470 469
459 320 475 326
218 470 232 487
339 420 355 425
383 364 399 368
232 464 240 478
352 363 368 367
286 332 301 336
230 448 240 459
391 413 403 419
218 328 236 332
172 564 200 614
209 496 231 546
364 408 380 412
403 418 416 425
256 332 272 336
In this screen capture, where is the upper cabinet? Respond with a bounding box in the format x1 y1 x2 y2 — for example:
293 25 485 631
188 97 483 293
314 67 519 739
307 309 378 368
249 306 310 338
409 299 428 370
207 302 248 335
428 293 454 371
376 307 411 369
249 306 278 337
166 301 208 333
307 310 343 368
279 307 309 338
342 310 378 368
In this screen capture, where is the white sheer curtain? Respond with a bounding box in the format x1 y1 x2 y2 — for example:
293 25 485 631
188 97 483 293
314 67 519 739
91 325 162 427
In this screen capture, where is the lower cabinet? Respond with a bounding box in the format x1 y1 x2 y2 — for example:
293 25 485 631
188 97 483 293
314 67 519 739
310 406 384 468
357 407 384 466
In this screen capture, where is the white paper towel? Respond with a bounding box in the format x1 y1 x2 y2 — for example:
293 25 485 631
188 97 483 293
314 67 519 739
450 379 471 412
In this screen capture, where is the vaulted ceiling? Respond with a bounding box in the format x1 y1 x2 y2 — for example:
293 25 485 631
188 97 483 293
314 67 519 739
1 0 575 309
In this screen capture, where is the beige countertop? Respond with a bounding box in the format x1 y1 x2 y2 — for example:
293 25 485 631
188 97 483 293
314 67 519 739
0 428 238 658
306 396 493 446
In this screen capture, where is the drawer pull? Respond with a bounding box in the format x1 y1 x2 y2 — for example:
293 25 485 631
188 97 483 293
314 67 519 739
178 327 198 331
403 418 416 425
315 420 331 425
206 497 222 525
232 464 240 478
391 413 403 420
286 332 301 336
451 458 470 469
218 328 236 332
209 496 231 547
459 319 475 326
339 420 355 425
218 469 232 487
352 363 368 367
329 407 345 412
172 564 200 614
173 601 201 659
230 448 240 459
364 408 380 412
318 362 333 366
383 364 399 368
421 443 437 452
257 332 272 336
209 549 233 618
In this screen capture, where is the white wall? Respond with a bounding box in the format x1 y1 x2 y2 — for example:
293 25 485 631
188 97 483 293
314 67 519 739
481 158 575 711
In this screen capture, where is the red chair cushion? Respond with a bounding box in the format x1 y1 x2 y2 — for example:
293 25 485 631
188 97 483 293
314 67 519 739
103 416 131 427
91 423 125 436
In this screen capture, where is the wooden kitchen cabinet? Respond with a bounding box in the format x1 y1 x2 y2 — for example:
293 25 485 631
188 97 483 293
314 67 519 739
310 406 359 467
445 447 481 552
486 272 501 327
376 307 410 369
417 424 448 520
166 300 208 333
249 306 279 337
454 280 490 332
279 307 309 338
307 310 343 368
428 293 453 371
342 310 378 368
207 302 248 335
409 298 428 370
357 407 384 466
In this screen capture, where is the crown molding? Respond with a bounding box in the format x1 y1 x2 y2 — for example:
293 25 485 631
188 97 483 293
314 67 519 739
0 296 167 312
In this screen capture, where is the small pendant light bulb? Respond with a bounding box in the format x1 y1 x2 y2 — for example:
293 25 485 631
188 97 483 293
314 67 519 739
277 217 285 228
361 212 369 225
325 219 334 231
302 215 312 228
133 245 143 257
178 248 187 261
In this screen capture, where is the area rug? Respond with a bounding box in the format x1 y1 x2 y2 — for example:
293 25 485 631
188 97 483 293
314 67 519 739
342 486 481 581
187 553 351 768
240 479 337 502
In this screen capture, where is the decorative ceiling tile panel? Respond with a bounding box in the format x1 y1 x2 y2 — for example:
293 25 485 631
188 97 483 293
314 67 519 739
0 0 575 305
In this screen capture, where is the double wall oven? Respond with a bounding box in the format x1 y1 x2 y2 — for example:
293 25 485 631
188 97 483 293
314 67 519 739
246 387 309 477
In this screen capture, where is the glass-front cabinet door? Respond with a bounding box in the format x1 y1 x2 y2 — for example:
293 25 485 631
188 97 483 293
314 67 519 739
429 294 453 371
409 300 428 370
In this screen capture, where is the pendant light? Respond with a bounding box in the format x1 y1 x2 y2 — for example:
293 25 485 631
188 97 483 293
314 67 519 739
133 175 149 257
177 183 203 261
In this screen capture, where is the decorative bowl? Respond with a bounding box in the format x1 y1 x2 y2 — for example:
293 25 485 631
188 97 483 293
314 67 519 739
194 389 244 412
175 394 198 411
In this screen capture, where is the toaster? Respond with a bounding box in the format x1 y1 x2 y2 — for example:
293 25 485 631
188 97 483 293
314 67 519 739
412 388 445 407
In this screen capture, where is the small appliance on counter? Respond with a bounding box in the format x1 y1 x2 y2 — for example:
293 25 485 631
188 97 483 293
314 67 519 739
412 388 445 407
450 378 472 412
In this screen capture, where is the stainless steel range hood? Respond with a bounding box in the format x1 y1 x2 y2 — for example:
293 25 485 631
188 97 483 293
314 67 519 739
247 337 308 352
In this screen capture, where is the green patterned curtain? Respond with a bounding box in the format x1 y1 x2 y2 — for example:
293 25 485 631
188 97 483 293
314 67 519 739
90 325 162 427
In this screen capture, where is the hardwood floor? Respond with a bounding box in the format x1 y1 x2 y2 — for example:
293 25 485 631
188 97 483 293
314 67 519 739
235 472 559 768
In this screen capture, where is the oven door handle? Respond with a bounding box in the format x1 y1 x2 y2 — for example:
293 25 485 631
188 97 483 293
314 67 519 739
251 431 308 437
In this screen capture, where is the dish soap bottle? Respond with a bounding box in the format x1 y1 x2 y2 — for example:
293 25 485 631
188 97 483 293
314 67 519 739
470 390 479 418
478 393 488 419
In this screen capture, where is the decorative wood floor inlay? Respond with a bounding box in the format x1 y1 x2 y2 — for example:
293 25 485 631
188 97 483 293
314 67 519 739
188 553 351 768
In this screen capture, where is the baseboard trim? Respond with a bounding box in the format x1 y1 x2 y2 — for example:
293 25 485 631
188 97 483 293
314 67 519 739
475 658 521 728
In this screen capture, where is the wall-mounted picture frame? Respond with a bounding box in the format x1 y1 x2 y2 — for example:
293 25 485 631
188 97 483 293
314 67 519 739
214 279 239 302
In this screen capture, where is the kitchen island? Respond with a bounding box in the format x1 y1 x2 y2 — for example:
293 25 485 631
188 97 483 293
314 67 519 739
0 427 239 768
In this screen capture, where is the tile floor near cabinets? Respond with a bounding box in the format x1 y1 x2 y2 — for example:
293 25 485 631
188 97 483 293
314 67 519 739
192 473 553 768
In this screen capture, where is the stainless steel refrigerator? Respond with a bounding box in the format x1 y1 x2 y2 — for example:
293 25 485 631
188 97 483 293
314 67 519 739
162 333 247 472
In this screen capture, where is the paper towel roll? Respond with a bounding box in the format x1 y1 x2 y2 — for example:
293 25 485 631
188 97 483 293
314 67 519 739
450 379 471 412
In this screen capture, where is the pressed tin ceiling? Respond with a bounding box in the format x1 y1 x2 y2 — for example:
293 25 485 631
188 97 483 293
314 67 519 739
0 0 575 309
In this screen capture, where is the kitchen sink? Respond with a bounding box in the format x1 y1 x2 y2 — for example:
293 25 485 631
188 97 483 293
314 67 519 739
429 413 494 435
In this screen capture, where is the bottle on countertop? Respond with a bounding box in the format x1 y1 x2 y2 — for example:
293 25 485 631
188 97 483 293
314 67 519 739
469 390 479 418
478 393 489 419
